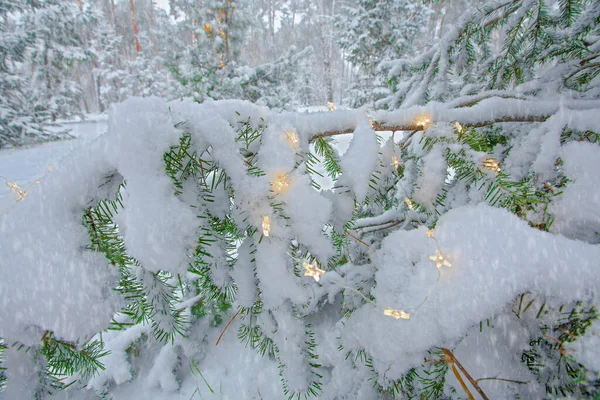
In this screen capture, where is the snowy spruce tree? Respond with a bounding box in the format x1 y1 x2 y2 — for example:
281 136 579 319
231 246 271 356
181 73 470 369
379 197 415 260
0 1 71 147
1 0 600 398
24 1 98 121
336 0 431 108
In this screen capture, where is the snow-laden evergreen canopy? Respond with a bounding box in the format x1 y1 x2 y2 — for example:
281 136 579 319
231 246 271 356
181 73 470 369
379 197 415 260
0 0 599 398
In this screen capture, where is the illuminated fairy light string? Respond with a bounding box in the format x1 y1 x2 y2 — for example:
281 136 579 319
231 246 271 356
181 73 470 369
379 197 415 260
261 168 455 322
300 258 415 320
327 102 336 111
0 164 52 203
426 229 452 269
0 164 53 213
260 211 448 322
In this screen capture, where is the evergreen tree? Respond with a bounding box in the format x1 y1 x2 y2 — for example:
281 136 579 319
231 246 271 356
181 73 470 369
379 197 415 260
378 0 600 108
25 1 99 121
0 0 66 147
336 0 431 107
1 0 600 398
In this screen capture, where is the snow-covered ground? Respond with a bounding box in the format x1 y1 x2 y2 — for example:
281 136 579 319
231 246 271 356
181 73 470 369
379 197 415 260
0 120 107 210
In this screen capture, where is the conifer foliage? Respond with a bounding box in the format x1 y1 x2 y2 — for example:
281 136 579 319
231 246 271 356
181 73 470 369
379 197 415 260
0 0 599 399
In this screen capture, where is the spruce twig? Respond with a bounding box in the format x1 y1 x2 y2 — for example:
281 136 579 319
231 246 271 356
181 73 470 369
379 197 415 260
477 377 529 385
441 348 490 400
216 308 241 346
344 229 370 248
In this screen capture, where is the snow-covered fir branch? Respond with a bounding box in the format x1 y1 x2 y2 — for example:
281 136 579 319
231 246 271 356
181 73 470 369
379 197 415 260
0 0 599 398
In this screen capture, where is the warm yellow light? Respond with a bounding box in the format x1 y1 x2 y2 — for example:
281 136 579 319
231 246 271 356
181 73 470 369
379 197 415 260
262 216 271 237
454 121 463 133
327 102 336 111
368 117 375 129
405 197 414 210
416 116 431 128
426 230 435 238
429 250 451 269
285 131 299 148
303 260 325 282
391 156 401 169
482 158 501 172
5 181 26 201
272 174 289 194
384 307 410 320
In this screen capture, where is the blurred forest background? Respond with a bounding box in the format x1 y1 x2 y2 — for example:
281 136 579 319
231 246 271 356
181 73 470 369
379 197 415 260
1 0 479 144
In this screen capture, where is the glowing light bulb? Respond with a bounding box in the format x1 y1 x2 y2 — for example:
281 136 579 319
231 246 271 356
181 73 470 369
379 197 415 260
405 197 414 210
426 230 435 238
272 174 289 194
384 307 410 320
369 117 375 129
327 102 336 111
454 121 463 133
262 216 271 237
303 260 325 282
391 156 401 169
5 181 26 201
482 158 501 172
416 116 431 129
429 250 451 269
285 131 299 148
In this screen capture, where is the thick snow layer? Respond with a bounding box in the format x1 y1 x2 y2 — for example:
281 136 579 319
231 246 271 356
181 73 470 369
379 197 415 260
107 100 199 274
572 323 600 373
550 142 600 243
0 135 122 345
341 204 600 380
2 97 599 399
339 118 379 203
373 97 600 130
413 144 447 210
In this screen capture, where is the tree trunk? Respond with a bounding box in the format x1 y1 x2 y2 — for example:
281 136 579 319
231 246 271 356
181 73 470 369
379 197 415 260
129 0 142 53
148 0 159 56
109 0 116 28
75 62 90 114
